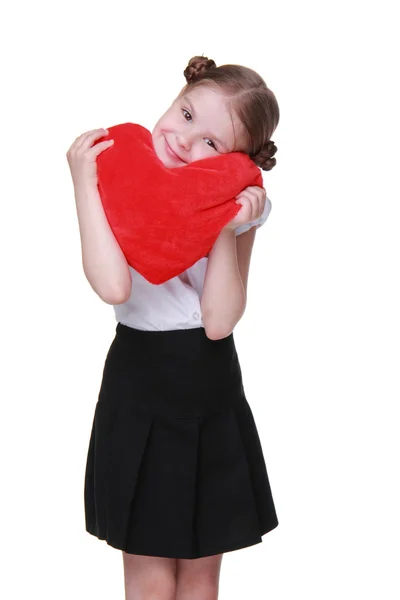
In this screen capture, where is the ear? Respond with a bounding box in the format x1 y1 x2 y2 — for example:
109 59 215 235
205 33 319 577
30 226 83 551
236 226 257 297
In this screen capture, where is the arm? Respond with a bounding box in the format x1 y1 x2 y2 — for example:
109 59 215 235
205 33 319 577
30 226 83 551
67 128 132 305
200 226 257 340
74 181 132 305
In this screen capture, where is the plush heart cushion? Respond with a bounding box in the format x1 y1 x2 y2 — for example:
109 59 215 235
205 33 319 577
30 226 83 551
95 123 263 284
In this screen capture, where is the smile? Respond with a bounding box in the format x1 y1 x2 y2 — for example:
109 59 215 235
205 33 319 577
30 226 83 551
164 136 186 164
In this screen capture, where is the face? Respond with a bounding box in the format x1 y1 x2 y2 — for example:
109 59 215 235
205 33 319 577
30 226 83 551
151 84 247 168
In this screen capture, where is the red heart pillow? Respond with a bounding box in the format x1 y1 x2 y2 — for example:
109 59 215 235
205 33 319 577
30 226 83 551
95 123 263 284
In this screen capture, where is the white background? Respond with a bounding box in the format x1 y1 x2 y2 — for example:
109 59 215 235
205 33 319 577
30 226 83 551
2 0 399 598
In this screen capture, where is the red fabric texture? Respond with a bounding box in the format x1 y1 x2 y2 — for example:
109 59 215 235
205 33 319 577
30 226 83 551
95 123 263 284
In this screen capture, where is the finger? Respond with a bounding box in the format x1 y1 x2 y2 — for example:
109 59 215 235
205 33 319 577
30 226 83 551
249 185 266 202
257 189 265 218
88 139 114 157
74 128 110 152
235 197 253 224
245 185 266 196
237 190 259 221
68 130 104 154
251 193 262 221
259 191 266 215
236 189 258 203
252 187 266 219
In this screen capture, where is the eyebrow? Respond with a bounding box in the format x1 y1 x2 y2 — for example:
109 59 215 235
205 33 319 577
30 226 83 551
182 95 230 151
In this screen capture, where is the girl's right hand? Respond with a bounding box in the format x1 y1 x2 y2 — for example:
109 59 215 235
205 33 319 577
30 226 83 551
66 128 114 188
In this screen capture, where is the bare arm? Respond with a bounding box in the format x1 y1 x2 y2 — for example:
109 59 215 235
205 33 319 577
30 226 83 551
200 227 256 340
74 181 132 304
200 184 266 340
67 128 131 305
201 228 245 339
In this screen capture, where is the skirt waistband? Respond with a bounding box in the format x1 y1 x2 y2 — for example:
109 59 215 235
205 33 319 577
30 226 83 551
116 322 208 341
115 322 234 358
97 322 246 417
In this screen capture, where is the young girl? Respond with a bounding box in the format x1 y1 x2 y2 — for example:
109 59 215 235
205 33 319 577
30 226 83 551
67 55 279 600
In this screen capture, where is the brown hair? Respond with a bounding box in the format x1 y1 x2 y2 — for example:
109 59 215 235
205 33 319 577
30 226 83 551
181 55 279 171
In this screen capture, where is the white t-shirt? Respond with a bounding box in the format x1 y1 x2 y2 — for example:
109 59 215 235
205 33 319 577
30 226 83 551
113 196 272 331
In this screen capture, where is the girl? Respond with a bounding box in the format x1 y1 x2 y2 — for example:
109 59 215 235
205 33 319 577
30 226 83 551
67 55 280 600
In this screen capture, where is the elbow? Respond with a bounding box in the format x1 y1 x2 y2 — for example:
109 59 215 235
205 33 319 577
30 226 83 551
202 312 239 341
84 271 132 305
204 326 232 341
94 281 131 305
83 262 132 305
102 284 131 305
202 305 246 340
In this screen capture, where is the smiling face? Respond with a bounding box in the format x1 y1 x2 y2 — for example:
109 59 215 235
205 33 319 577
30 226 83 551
151 84 248 168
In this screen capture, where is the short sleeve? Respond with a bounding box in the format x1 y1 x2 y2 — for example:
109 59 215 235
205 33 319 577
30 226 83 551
234 195 272 236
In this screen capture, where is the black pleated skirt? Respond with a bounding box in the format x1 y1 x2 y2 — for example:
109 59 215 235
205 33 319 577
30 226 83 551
84 322 278 559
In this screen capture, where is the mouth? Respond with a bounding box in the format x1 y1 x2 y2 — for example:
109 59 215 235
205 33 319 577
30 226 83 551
164 136 186 164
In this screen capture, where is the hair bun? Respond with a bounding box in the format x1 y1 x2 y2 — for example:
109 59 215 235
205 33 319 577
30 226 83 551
183 55 217 83
252 140 278 171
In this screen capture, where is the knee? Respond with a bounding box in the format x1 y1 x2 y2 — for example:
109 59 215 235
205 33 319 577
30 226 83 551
122 552 177 600
176 554 222 600
142 577 177 600
176 578 219 600
127 576 176 600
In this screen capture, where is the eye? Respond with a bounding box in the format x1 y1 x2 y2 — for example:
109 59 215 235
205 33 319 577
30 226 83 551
205 138 217 150
182 108 218 151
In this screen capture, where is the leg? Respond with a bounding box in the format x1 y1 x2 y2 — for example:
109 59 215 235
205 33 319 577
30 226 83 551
176 554 223 600
122 551 178 600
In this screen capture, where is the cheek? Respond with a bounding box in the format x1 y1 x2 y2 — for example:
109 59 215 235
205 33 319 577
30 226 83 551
157 111 178 132
152 117 172 147
151 127 161 151
151 128 167 164
153 109 174 134
191 143 215 163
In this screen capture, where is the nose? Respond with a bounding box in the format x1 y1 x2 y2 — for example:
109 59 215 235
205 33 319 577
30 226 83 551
176 132 190 151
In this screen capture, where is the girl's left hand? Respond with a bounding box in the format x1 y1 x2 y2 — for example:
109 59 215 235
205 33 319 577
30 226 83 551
223 186 267 231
